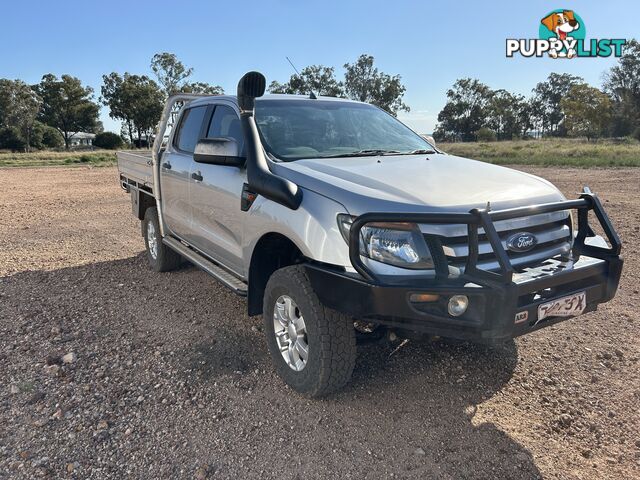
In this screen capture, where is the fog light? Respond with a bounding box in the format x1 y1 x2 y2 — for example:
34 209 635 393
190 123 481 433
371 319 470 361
409 293 439 303
448 295 469 316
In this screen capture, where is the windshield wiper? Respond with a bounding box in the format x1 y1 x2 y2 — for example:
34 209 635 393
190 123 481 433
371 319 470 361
397 149 437 155
322 149 401 158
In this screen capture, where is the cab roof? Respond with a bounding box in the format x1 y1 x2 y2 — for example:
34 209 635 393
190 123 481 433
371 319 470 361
186 94 364 108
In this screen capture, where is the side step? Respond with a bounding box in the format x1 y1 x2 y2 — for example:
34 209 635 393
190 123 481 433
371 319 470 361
163 237 248 296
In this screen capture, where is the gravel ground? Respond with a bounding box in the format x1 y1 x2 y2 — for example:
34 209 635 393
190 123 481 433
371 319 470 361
1 166 639 479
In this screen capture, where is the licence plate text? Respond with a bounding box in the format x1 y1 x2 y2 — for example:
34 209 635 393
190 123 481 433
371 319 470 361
537 291 587 323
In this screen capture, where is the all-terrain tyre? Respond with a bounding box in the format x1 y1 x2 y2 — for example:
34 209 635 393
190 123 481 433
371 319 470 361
142 207 182 272
263 265 357 397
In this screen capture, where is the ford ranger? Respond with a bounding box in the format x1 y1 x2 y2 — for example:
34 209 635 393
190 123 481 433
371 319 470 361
117 72 622 397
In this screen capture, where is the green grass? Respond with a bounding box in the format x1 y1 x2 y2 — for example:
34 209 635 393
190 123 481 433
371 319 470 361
0 150 117 167
439 138 640 167
2 138 640 168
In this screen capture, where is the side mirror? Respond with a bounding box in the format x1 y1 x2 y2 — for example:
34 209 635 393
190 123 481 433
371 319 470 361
193 138 244 167
421 134 436 148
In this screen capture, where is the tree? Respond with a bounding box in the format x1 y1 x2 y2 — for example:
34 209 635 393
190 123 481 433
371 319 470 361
269 65 344 97
604 39 640 137
343 55 409 115
35 74 100 149
101 72 134 142
527 96 546 138
561 83 611 140
485 89 528 140
28 121 64 150
150 52 224 98
150 52 194 96
0 79 42 151
101 73 164 146
0 126 25 151
93 131 123 150
518 99 535 138
476 127 497 142
434 78 492 141
531 73 583 136
608 94 638 138
181 81 224 95
39 122 64 149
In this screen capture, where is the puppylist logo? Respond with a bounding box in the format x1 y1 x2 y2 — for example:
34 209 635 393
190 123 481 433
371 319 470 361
507 9 626 59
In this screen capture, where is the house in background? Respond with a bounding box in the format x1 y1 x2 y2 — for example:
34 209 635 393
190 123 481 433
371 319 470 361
69 132 96 147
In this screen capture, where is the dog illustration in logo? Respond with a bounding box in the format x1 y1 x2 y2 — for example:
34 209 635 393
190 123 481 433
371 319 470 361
541 10 580 58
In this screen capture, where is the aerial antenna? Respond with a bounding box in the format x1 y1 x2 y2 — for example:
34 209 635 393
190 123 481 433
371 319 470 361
286 56 317 99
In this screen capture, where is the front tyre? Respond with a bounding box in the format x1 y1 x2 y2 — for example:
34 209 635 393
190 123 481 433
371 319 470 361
263 265 357 397
142 207 182 272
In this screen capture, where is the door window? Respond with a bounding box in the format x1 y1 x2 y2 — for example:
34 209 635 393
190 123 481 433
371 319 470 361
207 105 244 152
174 105 208 153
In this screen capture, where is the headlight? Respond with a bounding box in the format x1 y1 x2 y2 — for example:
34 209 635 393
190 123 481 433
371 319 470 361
337 214 434 269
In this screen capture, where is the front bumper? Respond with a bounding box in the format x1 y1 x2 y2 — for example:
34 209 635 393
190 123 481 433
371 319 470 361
306 254 622 342
307 190 623 343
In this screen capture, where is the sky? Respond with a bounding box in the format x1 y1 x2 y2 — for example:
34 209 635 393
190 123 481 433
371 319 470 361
0 0 637 134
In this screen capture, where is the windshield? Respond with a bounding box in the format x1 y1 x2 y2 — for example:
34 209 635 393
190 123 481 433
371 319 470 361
254 99 434 161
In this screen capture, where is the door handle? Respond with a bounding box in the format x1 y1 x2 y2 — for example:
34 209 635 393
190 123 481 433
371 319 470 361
162 161 172 170
191 171 203 182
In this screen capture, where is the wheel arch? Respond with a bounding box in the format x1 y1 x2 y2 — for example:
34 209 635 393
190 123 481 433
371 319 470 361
247 232 305 316
135 189 157 236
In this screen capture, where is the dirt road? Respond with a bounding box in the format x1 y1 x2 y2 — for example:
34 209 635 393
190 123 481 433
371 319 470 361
1 166 639 479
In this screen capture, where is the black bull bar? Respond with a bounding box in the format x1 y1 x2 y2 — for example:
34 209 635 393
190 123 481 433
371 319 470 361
305 189 622 341
347 189 621 286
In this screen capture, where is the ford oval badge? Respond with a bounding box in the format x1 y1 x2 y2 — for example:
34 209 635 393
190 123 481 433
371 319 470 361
506 232 537 253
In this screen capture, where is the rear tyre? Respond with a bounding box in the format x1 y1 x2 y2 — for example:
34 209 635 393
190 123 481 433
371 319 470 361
263 265 357 397
143 207 182 272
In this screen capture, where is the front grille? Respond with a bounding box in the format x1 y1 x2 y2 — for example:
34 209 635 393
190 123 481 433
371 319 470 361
425 211 573 273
